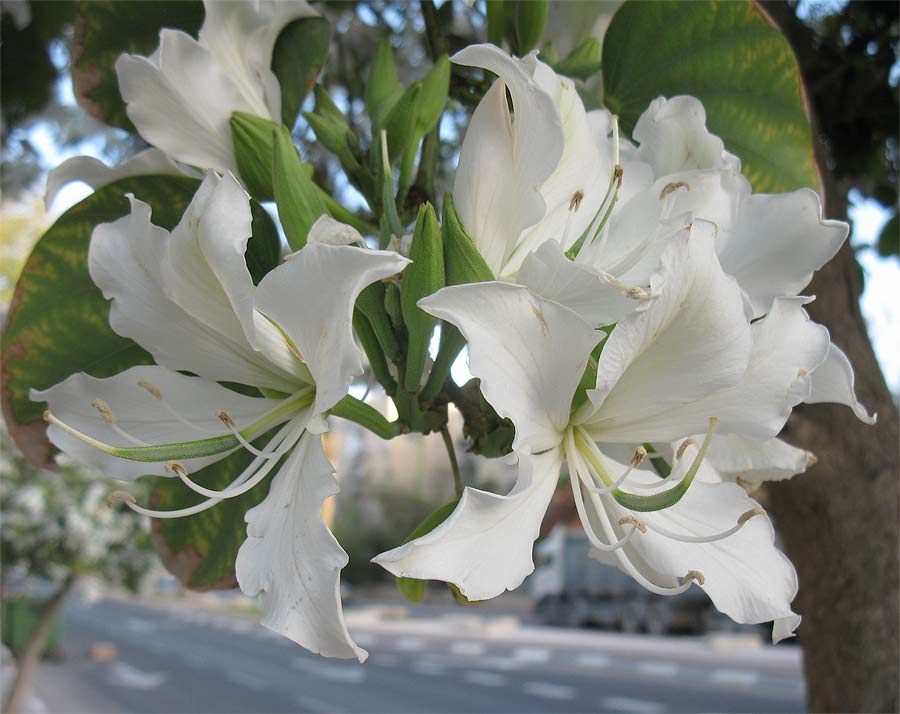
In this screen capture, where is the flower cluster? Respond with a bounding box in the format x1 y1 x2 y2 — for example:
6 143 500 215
33 4 874 662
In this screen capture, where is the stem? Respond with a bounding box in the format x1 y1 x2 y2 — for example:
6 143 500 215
3 575 77 714
330 395 404 439
420 0 449 62
440 426 463 498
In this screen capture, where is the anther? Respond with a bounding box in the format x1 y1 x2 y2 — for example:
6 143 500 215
92 399 115 424
569 190 584 212
737 507 767 526
165 461 189 478
137 380 162 399
613 165 623 188
684 570 705 586
676 438 696 460
659 181 691 200
735 476 755 493
42 410 51 422
107 490 136 507
217 410 237 429
618 515 648 534
630 446 647 468
806 452 818 467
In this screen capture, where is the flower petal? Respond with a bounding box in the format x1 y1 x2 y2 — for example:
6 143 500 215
632 96 741 177
419 282 600 453
580 224 752 442
88 180 299 392
116 29 248 172
599 455 800 640
372 448 563 601
31 365 280 479
451 44 564 277
517 241 653 327
236 431 365 660
44 149 191 209
718 189 849 317
703 435 816 490
255 236 410 420
806 341 877 423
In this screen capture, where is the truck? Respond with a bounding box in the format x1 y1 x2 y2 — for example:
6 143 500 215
529 525 726 635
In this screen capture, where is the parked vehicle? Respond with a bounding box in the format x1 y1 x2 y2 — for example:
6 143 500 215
529 526 726 634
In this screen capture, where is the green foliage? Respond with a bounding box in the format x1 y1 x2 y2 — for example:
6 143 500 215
273 126 328 251
551 37 603 80
504 0 548 56
271 16 332 128
71 1 204 131
441 193 494 284
231 112 280 202
602 0 819 193
401 204 444 393
877 212 898 258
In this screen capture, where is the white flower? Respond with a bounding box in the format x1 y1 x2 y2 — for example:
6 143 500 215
44 149 198 210
375 227 830 642
115 0 316 173
32 173 409 660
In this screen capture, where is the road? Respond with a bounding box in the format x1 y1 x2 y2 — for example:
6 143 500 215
31 597 805 713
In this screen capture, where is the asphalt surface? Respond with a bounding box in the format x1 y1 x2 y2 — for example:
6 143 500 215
32 597 805 713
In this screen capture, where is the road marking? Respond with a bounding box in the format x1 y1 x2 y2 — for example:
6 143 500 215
710 669 761 686
601 695 665 713
513 646 549 663
522 682 575 700
107 662 167 690
637 660 678 678
451 641 486 656
411 660 447 676
395 636 425 652
293 657 366 683
575 652 612 668
226 670 266 691
463 671 506 687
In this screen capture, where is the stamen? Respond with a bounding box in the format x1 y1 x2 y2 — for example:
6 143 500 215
165 461 189 478
578 445 648 496
107 491 136 507
569 190 584 212
684 570 705 586
217 409 284 458
659 181 691 200
630 446 647 468
735 476 755 493
217 410 237 429
676 438 696 460
92 399 115 424
640 507 767 544
137 380 162 399
618 515 647 534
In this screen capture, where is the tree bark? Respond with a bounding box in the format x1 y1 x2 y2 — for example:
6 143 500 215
3 575 76 714
759 4 899 712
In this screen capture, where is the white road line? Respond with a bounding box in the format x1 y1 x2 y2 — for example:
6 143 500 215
637 660 678 678
575 652 611 668
226 670 266 691
412 660 447 676
522 682 575 700
451 641 486 656
710 669 761 686
463 671 507 687
513 646 549 663
395 636 426 652
601 695 665 713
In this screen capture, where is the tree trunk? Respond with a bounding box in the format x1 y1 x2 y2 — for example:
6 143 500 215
3 575 76 714
758 4 900 712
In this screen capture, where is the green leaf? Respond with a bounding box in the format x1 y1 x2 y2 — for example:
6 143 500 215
231 112 280 201
271 16 332 128
71 1 204 130
486 0 506 47
442 192 494 284
246 202 283 284
384 83 422 165
396 500 459 602
505 0 548 55
366 35 404 131
401 204 444 393
1 176 199 466
602 0 818 193
553 37 603 80
147 442 279 590
273 126 328 251
416 56 451 137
